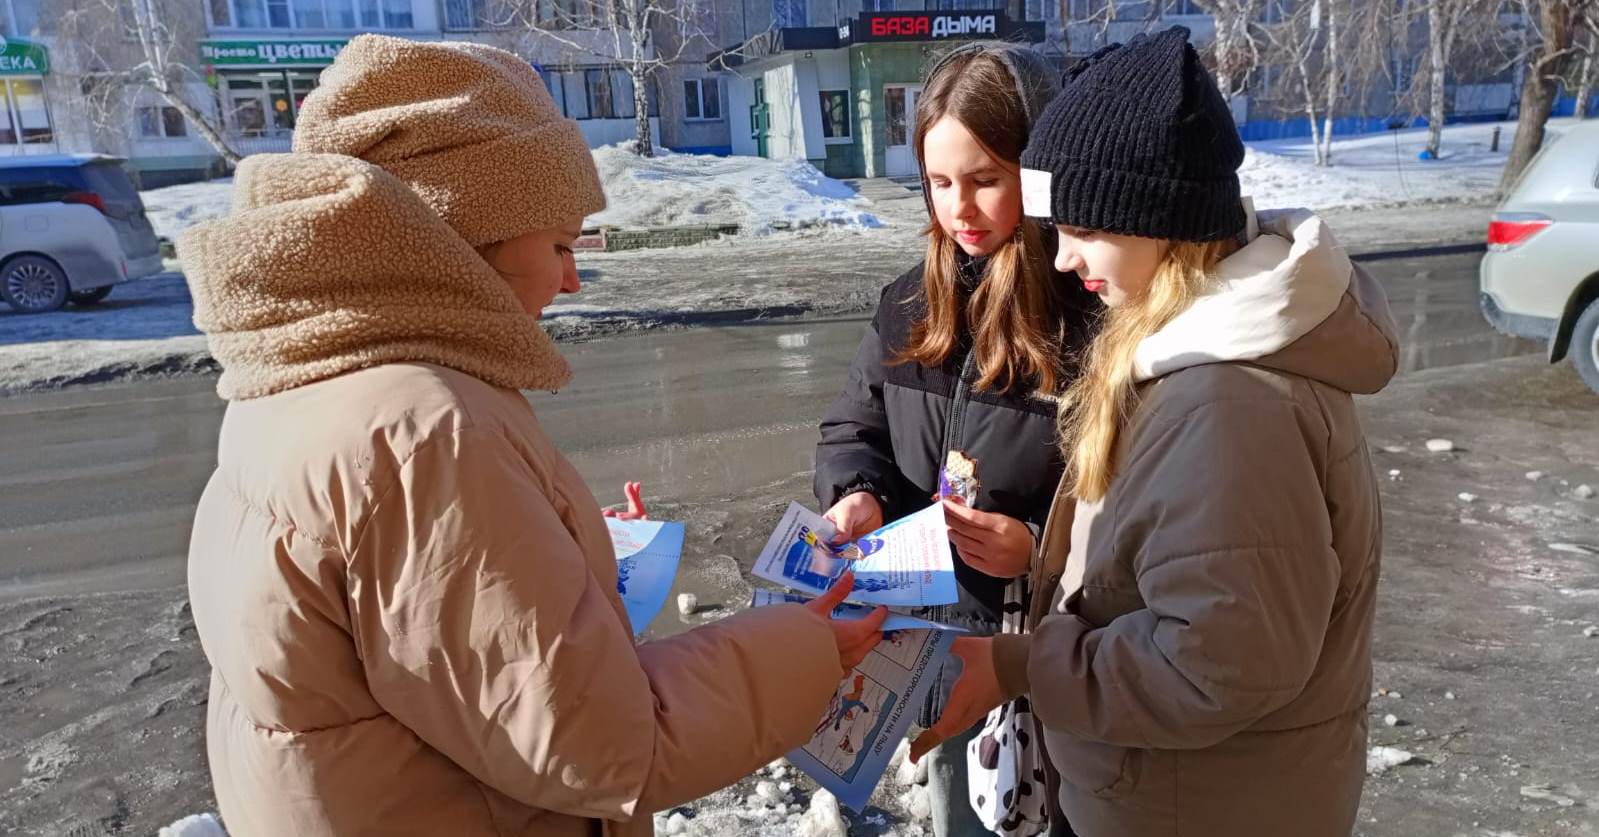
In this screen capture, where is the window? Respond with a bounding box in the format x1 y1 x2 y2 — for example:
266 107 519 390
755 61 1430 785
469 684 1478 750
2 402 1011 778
1025 0 1060 21
562 72 589 119
138 105 189 138
586 68 615 119
292 0 326 27
1164 0 1201 14
862 0 893 9
7 0 40 35
210 0 413 29
819 89 850 141
382 0 412 28
445 0 510 28
233 0 267 27
7 79 50 144
0 168 70 204
1068 0 1105 18
772 0 805 28
684 78 721 121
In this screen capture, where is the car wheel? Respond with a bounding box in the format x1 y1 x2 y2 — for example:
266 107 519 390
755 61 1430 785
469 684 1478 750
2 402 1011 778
1 256 70 314
68 286 114 306
1573 296 1599 396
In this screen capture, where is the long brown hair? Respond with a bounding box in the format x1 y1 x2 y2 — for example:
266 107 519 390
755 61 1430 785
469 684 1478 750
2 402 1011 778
892 47 1064 394
1056 240 1234 501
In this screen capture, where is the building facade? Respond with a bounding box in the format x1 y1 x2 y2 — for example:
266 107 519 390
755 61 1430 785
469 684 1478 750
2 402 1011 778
1 0 1544 185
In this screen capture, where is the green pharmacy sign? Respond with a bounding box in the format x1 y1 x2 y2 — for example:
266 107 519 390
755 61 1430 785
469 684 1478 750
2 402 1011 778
0 37 49 76
199 39 348 67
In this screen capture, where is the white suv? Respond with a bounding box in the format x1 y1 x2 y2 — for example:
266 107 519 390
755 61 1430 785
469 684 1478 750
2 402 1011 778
0 155 165 314
1479 119 1599 394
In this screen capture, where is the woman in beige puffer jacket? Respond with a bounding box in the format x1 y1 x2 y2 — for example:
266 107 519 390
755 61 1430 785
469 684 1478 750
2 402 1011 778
179 34 882 836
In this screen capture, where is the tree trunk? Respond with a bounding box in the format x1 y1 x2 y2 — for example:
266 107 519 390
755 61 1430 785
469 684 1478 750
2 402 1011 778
1577 36 1595 119
1213 10 1237 102
1319 0 1338 166
1425 0 1448 156
1298 58 1325 165
1498 0 1572 192
632 66 654 157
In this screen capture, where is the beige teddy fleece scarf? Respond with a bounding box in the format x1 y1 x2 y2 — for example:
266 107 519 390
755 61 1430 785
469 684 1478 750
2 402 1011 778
177 152 571 401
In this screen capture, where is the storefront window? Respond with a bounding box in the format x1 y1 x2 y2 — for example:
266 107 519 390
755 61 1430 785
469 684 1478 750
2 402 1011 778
819 90 849 140
0 89 14 145
9 78 49 143
289 72 318 112
221 71 307 137
884 86 907 146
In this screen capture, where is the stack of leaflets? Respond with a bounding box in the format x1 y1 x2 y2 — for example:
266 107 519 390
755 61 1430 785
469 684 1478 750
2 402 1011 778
750 502 962 811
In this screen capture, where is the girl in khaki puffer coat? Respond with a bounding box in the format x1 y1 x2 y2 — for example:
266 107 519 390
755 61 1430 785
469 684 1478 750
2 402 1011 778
179 34 884 837
912 28 1398 837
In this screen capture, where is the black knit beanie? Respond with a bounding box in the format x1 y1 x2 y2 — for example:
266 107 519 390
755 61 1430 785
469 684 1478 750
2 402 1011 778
1019 26 1245 242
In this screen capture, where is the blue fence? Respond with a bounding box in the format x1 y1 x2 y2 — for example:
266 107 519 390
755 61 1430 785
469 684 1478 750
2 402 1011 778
1238 93 1597 143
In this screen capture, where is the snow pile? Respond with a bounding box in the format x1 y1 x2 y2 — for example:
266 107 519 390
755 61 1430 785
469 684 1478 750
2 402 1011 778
1240 119 1578 211
588 145 882 233
1367 745 1419 775
140 178 234 242
159 813 227 837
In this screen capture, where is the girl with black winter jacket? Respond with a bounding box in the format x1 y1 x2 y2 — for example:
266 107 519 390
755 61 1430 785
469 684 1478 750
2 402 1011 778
813 42 1099 837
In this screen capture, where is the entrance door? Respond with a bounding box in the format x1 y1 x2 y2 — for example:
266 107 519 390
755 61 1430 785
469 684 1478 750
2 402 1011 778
750 78 770 158
884 85 923 177
228 91 270 138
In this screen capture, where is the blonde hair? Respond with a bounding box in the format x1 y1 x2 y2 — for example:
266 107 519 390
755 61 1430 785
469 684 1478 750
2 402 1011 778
893 49 1065 394
1056 239 1235 501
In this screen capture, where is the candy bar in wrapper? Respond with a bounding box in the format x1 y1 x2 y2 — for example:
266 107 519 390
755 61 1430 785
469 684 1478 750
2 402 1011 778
939 450 980 504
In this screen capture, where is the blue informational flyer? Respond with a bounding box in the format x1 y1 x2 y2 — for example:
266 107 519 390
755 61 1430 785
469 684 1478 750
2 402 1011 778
749 590 971 634
750 600 956 812
606 518 685 636
751 502 959 607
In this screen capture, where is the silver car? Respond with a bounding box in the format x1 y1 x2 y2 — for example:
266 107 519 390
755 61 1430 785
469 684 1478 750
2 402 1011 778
0 155 165 314
1480 119 1599 394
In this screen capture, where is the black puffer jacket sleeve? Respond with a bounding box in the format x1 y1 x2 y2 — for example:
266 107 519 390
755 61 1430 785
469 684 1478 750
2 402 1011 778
814 287 904 514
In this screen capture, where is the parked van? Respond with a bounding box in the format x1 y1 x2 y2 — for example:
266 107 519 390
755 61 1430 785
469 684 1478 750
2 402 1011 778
0 155 165 314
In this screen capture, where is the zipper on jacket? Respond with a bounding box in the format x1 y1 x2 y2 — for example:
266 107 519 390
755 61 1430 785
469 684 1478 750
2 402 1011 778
939 350 979 472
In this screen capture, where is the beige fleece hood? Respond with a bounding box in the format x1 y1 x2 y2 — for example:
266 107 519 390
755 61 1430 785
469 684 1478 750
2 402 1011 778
178 152 572 400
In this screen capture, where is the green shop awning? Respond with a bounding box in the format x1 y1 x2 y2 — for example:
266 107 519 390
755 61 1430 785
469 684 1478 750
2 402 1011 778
0 37 49 76
199 39 349 67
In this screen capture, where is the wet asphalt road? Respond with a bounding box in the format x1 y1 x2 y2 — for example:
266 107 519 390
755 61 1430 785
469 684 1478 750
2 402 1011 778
0 249 1540 599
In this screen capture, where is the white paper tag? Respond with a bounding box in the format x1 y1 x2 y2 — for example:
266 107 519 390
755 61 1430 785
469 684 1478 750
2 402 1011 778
1020 167 1053 219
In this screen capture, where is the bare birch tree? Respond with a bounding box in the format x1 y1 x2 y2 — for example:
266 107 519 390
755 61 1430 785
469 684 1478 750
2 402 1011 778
489 0 715 156
1414 0 1497 156
1498 0 1585 190
1572 16 1597 117
1195 0 1266 101
1264 0 1340 164
58 0 240 164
